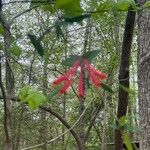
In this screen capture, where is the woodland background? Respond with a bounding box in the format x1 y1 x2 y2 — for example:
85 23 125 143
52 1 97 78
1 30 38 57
0 0 150 150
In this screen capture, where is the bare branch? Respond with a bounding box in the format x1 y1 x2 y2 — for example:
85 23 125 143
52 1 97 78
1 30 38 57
20 101 92 150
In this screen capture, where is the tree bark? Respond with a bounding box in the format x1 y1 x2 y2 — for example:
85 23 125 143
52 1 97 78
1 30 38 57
138 2 150 149
0 3 14 148
115 7 136 150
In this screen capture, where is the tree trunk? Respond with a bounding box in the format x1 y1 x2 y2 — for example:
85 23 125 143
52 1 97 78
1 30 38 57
138 3 150 149
115 7 136 150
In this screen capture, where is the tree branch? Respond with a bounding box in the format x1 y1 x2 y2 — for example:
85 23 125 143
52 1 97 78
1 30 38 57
20 101 91 150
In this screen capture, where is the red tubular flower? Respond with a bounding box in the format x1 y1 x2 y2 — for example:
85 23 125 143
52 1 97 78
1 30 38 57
53 75 68 85
77 71 84 97
53 60 80 85
66 60 80 76
52 58 107 97
83 59 107 87
89 66 107 79
60 79 73 94
89 70 102 87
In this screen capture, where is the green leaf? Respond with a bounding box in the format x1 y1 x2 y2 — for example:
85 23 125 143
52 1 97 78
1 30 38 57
119 116 127 126
41 4 56 13
26 91 47 109
0 25 4 35
28 34 44 57
116 0 130 11
10 45 22 57
0 42 3 49
144 1 150 8
19 85 47 110
101 83 114 93
83 50 100 62
64 14 91 24
96 0 115 12
122 132 133 150
62 55 80 66
56 0 83 16
19 85 31 102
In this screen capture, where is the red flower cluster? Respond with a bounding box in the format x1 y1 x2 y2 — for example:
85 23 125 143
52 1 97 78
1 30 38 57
52 59 107 97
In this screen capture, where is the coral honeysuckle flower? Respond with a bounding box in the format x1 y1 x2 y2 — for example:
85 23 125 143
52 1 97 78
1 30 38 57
59 79 73 94
83 59 107 87
52 58 107 97
77 68 84 97
53 60 80 85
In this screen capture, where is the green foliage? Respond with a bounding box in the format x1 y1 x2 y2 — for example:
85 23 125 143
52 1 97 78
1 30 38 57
19 85 47 109
0 25 4 35
62 50 101 66
54 14 90 39
96 0 115 12
62 55 80 66
111 115 141 150
116 0 131 11
83 50 101 62
122 132 133 150
118 116 141 132
64 14 91 24
96 0 137 12
144 1 150 8
101 83 114 93
41 4 56 13
27 34 44 57
0 42 3 49
55 21 66 40
55 0 83 16
10 44 22 57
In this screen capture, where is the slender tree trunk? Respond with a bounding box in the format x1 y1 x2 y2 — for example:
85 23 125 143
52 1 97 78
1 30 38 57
0 2 14 149
138 2 150 149
115 7 136 150
3 24 14 150
40 54 48 150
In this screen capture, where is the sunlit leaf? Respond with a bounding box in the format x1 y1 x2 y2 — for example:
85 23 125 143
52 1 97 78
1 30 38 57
96 0 115 12
28 34 44 57
144 1 150 8
19 85 47 110
56 0 83 16
122 132 133 150
116 0 130 11
26 91 47 109
19 85 31 102
119 116 127 126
